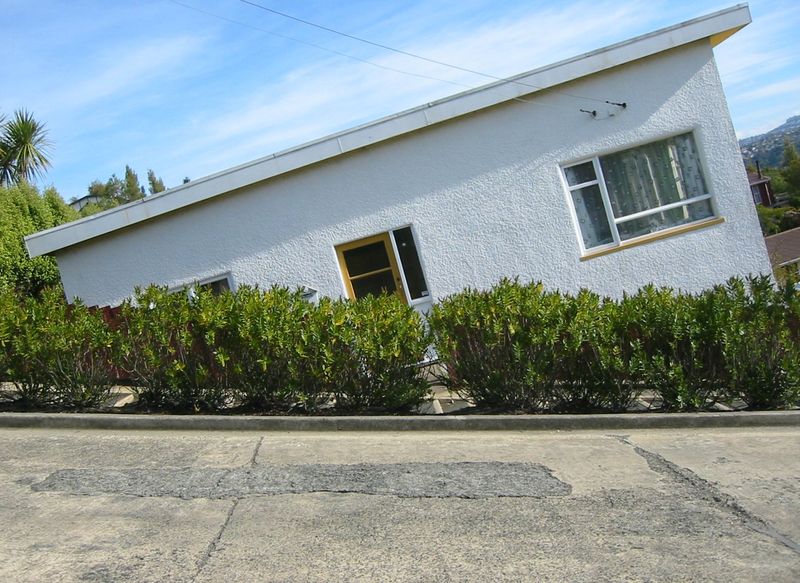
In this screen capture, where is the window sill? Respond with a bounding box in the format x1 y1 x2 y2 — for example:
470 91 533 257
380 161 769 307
579 216 725 261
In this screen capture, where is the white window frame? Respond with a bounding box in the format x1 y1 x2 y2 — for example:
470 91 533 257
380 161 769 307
170 272 235 298
562 133 716 255
389 224 432 307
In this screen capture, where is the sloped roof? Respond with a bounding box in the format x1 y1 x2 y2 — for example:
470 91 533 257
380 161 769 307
747 172 770 186
26 4 751 258
765 226 800 267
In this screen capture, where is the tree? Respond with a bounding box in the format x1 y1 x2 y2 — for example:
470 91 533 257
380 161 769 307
761 167 789 195
782 137 799 167
147 169 165 194
0 182 77 296
80 165 167 217
123 165 144 202
781 157 800 201
0 109 52 185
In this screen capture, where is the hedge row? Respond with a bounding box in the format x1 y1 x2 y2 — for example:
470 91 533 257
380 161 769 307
1 276 798 413
0 286 430 412
430 276 800 411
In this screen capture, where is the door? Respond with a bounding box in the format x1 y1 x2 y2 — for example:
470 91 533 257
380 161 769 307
336 232 406 303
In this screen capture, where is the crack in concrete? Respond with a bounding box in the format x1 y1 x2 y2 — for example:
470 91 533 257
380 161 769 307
248 436 264 468
191 498 239 582
190 435 263 582
611 435 800 555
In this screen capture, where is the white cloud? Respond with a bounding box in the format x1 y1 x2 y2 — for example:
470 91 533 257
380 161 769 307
737 76 800 101
55 36 207 113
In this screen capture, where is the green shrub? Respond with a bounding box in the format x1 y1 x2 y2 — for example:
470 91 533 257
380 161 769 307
429 279 567 411
308 295 431 411
117 286 429 413
118 286 231 412
0 288 15 381
226 286 309 411
720 276 800 409
618 285 728 411
1 288 116 408
0 183 78 298
3 274 798 415
553 291 643 412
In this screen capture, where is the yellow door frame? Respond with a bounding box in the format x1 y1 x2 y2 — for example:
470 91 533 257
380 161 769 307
335 232 406 303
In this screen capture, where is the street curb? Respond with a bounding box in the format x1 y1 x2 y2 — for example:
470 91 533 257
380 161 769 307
0 410 799 431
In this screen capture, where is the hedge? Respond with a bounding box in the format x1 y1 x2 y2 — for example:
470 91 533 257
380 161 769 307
1 276 798 413
429 276 800 412
0 288 116 408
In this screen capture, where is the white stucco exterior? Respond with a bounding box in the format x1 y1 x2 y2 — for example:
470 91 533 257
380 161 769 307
29 6 771 307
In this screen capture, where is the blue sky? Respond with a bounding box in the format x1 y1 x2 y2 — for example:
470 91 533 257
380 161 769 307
2 0 798 200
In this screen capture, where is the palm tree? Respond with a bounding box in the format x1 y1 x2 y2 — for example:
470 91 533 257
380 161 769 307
0 109 52 185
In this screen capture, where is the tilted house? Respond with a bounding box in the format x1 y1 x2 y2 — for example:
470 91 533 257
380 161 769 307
27 5 771 309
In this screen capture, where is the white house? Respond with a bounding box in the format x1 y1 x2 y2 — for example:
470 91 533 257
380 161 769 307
26 4 771 309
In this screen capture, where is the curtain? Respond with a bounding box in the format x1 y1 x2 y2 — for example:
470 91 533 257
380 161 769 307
600 133 707 220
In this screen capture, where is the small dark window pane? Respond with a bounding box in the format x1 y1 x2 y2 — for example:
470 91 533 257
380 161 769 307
571 184 613 248
564 162 596 187
351 270 397 299
392 227 429 300
343 241 390 276
199 278 230 295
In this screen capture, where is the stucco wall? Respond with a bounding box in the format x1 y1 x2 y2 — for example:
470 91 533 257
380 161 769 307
55 40 771 307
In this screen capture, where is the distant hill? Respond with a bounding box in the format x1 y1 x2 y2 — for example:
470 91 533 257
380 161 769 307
740 115 800 167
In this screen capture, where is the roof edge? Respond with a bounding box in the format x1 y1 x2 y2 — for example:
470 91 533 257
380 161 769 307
26 4 751 257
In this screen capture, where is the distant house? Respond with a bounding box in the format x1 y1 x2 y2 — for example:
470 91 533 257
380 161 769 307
764 226 800 270
68 194 102 212
26 5 771 308
748 168 776 207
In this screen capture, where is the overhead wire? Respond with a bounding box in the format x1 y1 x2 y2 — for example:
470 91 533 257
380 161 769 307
236 0 623 106
168 0 472 91
169 0 625 117
167 0 579 114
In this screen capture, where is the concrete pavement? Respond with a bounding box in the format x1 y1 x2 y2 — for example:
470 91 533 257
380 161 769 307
1 427 798 582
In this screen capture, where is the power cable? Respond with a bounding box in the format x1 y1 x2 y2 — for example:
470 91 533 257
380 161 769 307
237 0 622 105
169 0 468 89
168 0 576 113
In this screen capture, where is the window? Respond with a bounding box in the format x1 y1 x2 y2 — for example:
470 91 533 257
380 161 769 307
172 273 233 298
751 185 765 205
336 226 430 304
563 133 715 253
198 276 231 295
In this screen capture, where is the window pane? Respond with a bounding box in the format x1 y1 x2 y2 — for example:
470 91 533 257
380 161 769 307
617 199 713 241
571 184 613 248
199 278 230 295
343 241 390 276
351 270 397 299
392 227 429 300
564 162 596 187
600 133 708 219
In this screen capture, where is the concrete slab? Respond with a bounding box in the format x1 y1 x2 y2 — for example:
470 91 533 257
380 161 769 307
0 478 231 583
0 429 258 473
254 431 661 495
629 428 800 541
196 492 797 583
1 427 798 582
